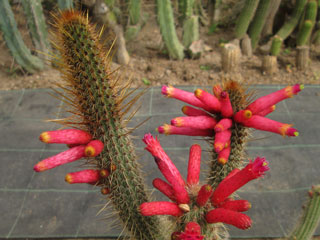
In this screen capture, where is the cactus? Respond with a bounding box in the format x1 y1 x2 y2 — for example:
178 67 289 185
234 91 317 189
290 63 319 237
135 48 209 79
57 0 73 10
276 0 308 40
124 0 143 41
248 0 271 49
44 10 164 239
234 0 260 39
183 15 199 48
289 185 320 240
297 20 313 46
21 0 51 61
270 35 283 56
156 0 184 60
0 0 44 73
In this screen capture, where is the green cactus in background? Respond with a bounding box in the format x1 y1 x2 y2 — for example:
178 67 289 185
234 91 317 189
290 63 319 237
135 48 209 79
289 185 320 240
234 0 260 39
50 10 165 240
182 0 199 49
276 0 308 40
297 20 313 46
124 0 143 41
21 0 51 61
270 35 283 56
156 0 184 60
58 0 73 10
0 0 44 73
248 0 271 49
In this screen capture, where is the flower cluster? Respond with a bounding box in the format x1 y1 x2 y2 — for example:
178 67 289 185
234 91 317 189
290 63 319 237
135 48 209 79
140 134 269 232
158 84 303 164
33 129 110 193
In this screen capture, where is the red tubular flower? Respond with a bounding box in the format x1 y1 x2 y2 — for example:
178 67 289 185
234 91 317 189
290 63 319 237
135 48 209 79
162 85 206 109
256 105 276 116
213 84 222 99
174 222 204 240
65 169 100 184
233 109 252 123
33 145 86 172
247 84 304 114
241 115 299 137
217 146 231 165
39 129 92 144
212 157 269 206
194 89 221 112
84 140 104 157
206 208 252 230
157 124 213 136
140 201 183 217
182 106 210 117
196 184 213 206
219 199 251 212
171 116 217 129
220 91 233 117
153 178 176 201
214 118 233 132
214 130 232 153
187 144 202 186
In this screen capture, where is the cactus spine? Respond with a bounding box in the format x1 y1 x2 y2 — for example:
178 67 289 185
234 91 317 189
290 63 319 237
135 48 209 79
289 185 320 240
156 0 184 60
0 0 44 73
52 11 164 239
234 0 260 39
21 0 51 61
248 0 271 49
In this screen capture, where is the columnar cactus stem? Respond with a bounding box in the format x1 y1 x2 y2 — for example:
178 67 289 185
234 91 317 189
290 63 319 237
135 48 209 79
234 0 260 39
289 185 320 240
50 11 164 240
0 0 44 73
156 0 185 60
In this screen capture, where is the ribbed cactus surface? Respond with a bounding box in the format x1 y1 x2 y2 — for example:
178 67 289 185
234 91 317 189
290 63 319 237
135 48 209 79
51 10 164 240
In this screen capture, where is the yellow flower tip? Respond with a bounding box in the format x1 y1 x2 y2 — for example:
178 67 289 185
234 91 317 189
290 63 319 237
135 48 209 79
157 124 171 135
172 117 183 127
85 146 95 157
248 202 252 209
166 85 174 97
244 110 252 119
181 106 188 114
294 131 299 137
194 89 203 98
214 143 224 153
300 84 304 90
65 174 73 183
262 162 268 167
34 162 47 172
218 158 227 165
280 124 292 136
271 105 276 111
39 132 50 143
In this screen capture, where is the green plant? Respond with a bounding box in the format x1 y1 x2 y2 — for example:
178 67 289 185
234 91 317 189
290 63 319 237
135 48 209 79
0 0 44 73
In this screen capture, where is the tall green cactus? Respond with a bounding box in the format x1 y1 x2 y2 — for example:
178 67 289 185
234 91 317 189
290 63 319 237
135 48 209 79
0 0 44 73
270 35 283 56
297 20 313 46
289 185 320 240
248 0 271 49
156 0 184 60
234 0 260 39
125 0 142 41
21 0 51 61
51 10 165 240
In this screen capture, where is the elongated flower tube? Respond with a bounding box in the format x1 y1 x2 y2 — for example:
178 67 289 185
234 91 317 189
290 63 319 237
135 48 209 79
34 145 86 172
162 85 206 109
65 169 100 184
256 105 276 116
214 130 232 153
153 178 176 201
212 157 269 206
218 146 231 165
233 109 252 123
220 91 233 117
196 184 213 206
194 88 221 112
206 208 252 230
240 115 299 137
181 106 210 117
84 140 104 157
187 144 202 186
140 202 183 217
214 118 233 132
157 124 213 136
39 129 92 144
219 199 251 212
247 84 304 114
171 116 217 129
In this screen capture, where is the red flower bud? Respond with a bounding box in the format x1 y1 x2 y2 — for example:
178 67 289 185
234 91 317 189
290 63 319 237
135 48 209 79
181 106 210 117
194 88 221 112
214 118 233 132
65 169 100 184
39 129 92 144
171 116 217 130
218 146 231 165
220 91 233 117
153 178 176 201
214 130 232 153
187 144 202 186
85 140 104 157
157 124 213 136
196 184 213 206
219 199 251 212
140 202 183 217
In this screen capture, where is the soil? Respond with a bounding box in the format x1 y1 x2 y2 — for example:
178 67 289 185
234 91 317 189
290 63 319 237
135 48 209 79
1 3 320 91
